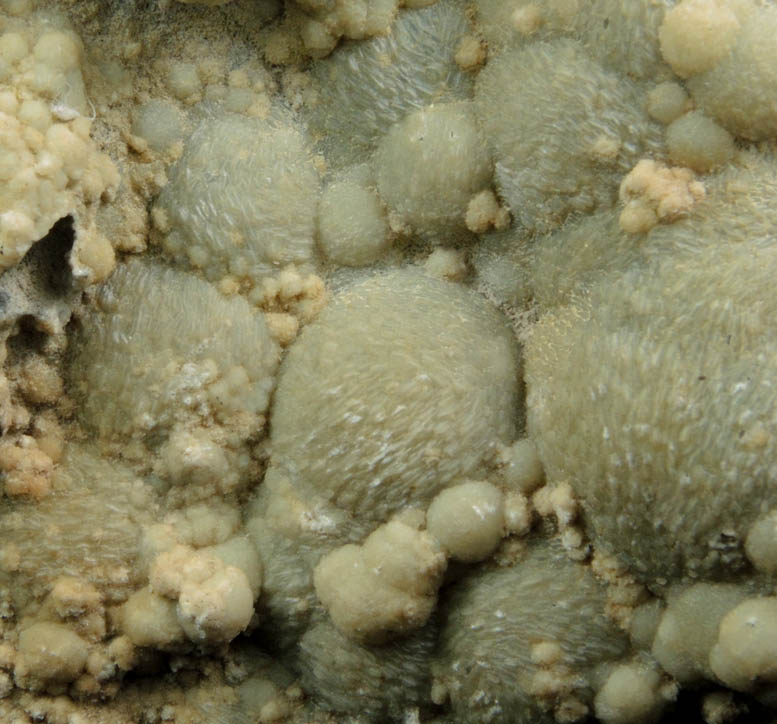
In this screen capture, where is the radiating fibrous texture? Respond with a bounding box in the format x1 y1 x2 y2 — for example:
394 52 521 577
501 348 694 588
317 171 389 267
645 151 777 260
298 619 438 720
571 0 673 79
526 166 777 582
156 110 320 284
475 0 671 79
374 102 492 237
8 0 777 719
472 0 575 51
269 268 522 523
248 268 520 645
0 444 153 610
530 209 642 312
68 260 279 499
305 1 472 167
245 467 371 648
471 226 533 310
658 0 741 79
475 39 663 233
434 541 628 724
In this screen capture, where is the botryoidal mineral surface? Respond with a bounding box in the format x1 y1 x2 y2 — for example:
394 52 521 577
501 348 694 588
1 1 777 723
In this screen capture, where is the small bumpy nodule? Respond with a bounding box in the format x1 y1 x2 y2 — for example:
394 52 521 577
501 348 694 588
268 268 522 524
374 101 492 238
156 110 320 283
305 1 472 168
434 541 628 724
686 3 777 141
68 260 279 485
475 39 663 234
526 167 777 582
317 169 390 267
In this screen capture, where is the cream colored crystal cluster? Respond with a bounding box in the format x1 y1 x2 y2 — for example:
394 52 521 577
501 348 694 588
1 0 777 723
0 11 118 278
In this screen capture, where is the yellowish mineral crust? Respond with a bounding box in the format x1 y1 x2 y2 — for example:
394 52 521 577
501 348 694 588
1 0 777 723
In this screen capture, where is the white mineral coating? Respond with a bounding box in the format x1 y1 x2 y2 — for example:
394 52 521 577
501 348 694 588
426 480 505 562
156 110 320 283
0 31 28 63
296 0 400 53
149 545 222 600
617 158 707 235
475 39 663 234
651 583 750 685
29 29 88 113
686 3 777 140
497 438 545 495
297 619 437 720
159 428 232 491
165 61 201 103
248 268 520 646
710 597 777 693
147 536 260 647
374 102 492 237
268 268 522 523
465 189 510 235
5 0 777 719
433 541 628 724
423 246 468 282
305 1 473 167
157 501 242 550
68 260 279 488
526 224 777 583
